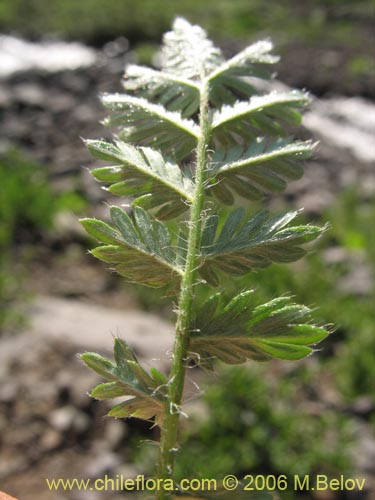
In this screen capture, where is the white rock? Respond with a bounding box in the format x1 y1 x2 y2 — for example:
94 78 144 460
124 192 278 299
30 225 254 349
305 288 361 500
0 35 97 78
28 296 174 368
304 97 375 163
49 406 89 433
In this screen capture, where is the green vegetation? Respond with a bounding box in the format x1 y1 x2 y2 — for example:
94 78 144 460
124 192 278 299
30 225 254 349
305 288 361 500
173 365 353 499
128 187 374 402
0 149 55 248
0 0 373 45
134 189 373 496
0 149 54 331
79 19 335 500
175 191 375 480
0 0 374 92
249 190 375 401
0 148 86 332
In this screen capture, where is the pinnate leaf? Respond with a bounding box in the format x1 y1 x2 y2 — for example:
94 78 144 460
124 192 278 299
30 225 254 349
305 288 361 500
102 94 199 161
81 338 166 425
80 206 184 288
123 64 200 118
189 292 329 366
212 91 310 148
87 139 194 219
207 138 314 202
200 209 326 284
208 39 279 106
160 17 223 80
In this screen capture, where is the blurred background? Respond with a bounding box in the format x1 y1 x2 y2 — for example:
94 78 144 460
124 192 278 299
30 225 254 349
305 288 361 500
0 1 374 499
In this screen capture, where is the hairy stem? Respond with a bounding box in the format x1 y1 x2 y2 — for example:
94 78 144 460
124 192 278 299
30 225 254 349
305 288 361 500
156 82 211 498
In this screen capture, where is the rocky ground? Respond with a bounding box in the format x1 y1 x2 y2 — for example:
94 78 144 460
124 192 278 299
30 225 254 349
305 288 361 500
0 37 374 499
0 298 175 499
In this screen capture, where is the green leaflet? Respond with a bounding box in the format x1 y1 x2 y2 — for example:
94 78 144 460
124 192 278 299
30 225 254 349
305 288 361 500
200 209 326 285
80 352 119 381
123 65 200 118
211 91 311 148
102 94 199 161
160 17 223 80
207 138 314 203
79 218 122 245
80 206 184 288
81 338 167 425
87 139 194 219
208 39 280 106
189 292 329 366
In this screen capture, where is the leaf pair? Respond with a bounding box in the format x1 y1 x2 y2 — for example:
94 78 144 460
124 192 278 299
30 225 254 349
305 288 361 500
86 135 313 218
81 206 184 288
125 18 279 114
81 205 324 289
189 291 329 366
81 339 167 425
101 91 309 162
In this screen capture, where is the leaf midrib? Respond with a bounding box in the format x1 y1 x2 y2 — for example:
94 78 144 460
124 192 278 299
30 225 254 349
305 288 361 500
103 94 200 139
212 94 307 128
216 143 312 174
107 146 195 203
